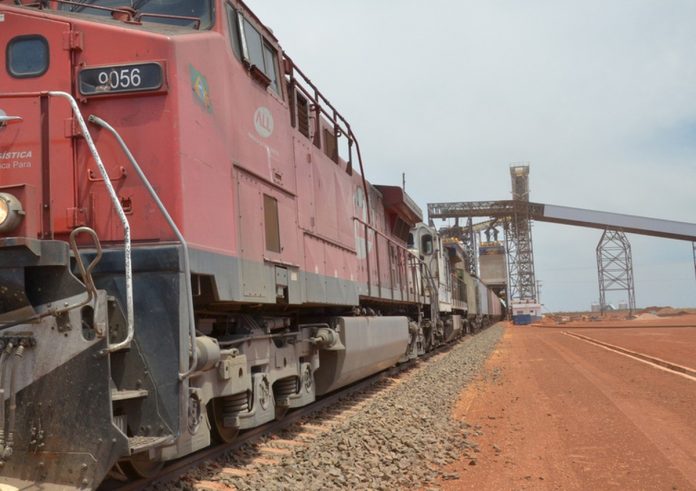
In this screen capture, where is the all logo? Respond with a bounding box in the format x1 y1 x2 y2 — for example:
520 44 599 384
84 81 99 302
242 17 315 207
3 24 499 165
254 107 274 138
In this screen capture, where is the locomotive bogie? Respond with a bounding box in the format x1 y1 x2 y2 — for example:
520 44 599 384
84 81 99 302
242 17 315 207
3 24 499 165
443 315 464 343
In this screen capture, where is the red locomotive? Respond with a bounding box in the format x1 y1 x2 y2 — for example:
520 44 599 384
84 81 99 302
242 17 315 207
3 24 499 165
0 1 503 488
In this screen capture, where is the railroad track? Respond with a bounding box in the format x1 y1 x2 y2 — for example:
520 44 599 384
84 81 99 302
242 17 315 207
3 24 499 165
101 335 464 490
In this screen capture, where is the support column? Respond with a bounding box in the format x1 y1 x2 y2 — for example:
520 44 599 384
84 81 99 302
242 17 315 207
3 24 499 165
596 229 636 314
692 242 696 297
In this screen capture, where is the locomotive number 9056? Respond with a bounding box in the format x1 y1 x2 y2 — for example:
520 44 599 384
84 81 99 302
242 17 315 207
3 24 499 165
79 62 164 96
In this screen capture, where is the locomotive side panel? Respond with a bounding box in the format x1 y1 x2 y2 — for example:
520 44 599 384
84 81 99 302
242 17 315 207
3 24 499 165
75 26 180 244
0 12 74 238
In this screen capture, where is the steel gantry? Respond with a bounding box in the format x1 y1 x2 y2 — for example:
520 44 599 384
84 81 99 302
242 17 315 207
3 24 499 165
596 229 636 313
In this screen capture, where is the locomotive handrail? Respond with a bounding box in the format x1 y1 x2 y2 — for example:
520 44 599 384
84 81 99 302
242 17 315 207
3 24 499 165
286 59 372 224
69 227 104 334
47 91 135 354
88 115 198 380
0 92 135 344
353 216 438 310
0 115 22 127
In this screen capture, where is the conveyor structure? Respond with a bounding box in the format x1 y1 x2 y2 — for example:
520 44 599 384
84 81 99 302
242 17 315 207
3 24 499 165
429 199 696 311
428 201 696 242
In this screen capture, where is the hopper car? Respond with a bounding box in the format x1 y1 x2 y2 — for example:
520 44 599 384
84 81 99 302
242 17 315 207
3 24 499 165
0 1 504 488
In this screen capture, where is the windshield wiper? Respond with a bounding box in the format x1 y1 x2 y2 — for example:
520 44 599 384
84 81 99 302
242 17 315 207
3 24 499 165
49 0 134 15
133 11 201 29
31 0 202 28
131 0 202 29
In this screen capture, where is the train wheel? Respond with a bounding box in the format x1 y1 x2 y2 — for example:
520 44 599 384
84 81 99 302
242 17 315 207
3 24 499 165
423 326 433 352
275 405 290 420
208 397 241 443
120 452 165 479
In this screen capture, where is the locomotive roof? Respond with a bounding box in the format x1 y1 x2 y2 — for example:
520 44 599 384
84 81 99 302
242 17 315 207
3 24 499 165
5 4 210 36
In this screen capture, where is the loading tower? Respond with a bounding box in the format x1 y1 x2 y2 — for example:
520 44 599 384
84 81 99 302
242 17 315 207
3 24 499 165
505 165 538 306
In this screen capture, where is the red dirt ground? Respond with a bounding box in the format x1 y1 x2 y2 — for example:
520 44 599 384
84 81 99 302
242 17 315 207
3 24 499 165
440 324 696 490
567 327 696 370
538 312 696 330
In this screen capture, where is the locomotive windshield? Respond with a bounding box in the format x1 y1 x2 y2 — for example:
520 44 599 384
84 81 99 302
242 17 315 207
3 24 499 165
58 0 213 29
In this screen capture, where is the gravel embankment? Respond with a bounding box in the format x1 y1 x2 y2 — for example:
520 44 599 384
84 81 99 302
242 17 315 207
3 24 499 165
165 323 504 491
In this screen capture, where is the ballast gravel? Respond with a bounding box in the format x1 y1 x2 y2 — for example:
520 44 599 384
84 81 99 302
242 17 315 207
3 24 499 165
165 324 504 491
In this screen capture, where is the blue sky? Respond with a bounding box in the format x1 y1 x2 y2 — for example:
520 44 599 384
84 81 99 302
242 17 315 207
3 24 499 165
247 0 696 311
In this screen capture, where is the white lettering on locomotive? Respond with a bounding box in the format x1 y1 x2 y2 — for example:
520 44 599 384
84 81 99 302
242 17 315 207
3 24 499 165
254 107 274 138
0 150 32 160
0 150 33 170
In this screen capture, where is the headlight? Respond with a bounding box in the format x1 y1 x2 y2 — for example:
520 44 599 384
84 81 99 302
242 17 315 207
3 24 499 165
0 193 24 234
0 198 7 225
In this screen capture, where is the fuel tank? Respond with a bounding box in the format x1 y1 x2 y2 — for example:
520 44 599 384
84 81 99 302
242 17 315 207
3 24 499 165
314 316 410 395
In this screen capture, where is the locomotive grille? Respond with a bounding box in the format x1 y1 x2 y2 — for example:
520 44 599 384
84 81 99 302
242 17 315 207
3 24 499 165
297 94 310 138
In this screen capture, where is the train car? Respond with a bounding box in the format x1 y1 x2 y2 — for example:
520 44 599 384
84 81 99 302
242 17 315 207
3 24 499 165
408 224 466 345
462 271 479 332
442 238 468 312
435 236 506 335
476 277 490 322
487 289 504 322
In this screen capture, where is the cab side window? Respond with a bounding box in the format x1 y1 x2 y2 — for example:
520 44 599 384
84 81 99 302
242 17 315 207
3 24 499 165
242 19 265 70
227 4 280 95
226 5 242 60
421 234 433 255
7 36 49 78
242 19 279 94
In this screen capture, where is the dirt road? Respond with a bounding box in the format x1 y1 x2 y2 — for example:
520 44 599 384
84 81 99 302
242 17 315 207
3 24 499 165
442 325 696 490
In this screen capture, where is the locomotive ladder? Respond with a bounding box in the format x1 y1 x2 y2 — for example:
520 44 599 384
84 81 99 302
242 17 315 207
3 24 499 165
35 93 198 379
49 91 135 353
87 115 198 379
0 91 200 377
